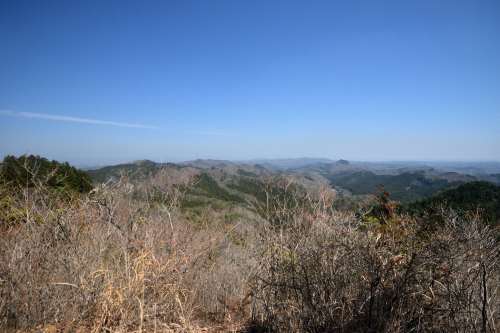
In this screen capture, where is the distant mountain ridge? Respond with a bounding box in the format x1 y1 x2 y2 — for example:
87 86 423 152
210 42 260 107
4 154 500 226
243 157 335 170
85 158 500 204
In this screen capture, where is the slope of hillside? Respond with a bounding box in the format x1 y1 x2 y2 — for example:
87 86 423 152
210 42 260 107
406 181 500 225
324 170 464 203
85 159 165 183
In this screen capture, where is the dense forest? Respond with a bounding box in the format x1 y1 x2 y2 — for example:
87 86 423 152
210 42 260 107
406 181 500 226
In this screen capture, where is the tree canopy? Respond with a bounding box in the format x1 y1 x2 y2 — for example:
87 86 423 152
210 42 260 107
0 155 92 193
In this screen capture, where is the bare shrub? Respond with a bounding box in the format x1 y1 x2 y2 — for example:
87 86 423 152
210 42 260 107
1 168 498 332
252 196 499 332
0 169 256 332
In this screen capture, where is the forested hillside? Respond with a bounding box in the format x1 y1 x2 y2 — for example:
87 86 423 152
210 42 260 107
0 155 92 193
406 181 500 226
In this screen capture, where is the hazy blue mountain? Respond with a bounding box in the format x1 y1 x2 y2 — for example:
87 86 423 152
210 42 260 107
245 157 335 170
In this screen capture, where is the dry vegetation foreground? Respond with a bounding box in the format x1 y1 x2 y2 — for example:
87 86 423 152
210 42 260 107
0 170 499 332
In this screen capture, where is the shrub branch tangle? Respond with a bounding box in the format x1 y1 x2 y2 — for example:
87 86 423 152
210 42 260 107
252 183 499 332
0 158 498 332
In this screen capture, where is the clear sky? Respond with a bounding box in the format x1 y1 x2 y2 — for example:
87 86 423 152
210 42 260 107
1 0 499 165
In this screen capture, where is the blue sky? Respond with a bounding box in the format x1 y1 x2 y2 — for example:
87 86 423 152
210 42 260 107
1 0 499 165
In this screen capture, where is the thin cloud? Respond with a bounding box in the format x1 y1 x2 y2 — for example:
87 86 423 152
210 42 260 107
0 110 158 129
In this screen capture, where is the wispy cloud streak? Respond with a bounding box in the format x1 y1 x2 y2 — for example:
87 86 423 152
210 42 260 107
0 110 158 129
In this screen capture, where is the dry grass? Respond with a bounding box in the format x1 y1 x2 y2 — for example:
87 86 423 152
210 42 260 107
0 172 499 332
0 175 258 332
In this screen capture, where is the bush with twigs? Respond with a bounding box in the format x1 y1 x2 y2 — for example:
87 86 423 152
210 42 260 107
0 160 498 332
251 183 499 332
0 164 259 332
